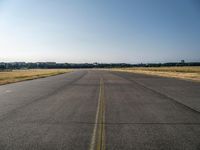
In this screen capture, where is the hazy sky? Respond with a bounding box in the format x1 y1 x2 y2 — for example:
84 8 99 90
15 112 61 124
0 0 200 63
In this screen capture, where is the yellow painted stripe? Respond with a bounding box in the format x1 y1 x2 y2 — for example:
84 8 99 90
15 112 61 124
89 78 106 150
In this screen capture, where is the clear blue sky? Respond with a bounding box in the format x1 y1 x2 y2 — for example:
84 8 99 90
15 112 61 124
0 0 200 63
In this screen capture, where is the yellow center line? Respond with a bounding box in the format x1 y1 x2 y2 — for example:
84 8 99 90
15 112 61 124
89 78 106 150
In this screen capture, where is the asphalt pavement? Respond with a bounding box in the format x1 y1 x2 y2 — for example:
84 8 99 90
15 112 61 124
0 70 199 150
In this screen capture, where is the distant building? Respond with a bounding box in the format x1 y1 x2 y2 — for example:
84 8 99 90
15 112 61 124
181 60 185 63
93 62 98 66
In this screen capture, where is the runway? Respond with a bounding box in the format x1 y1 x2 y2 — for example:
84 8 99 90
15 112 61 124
0 70 199 150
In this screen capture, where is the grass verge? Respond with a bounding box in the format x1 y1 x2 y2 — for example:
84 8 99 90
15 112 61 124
0 69 72 85
109 66 200 82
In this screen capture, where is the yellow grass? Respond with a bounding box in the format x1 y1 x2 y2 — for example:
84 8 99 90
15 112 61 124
110 66 200 82
0 69 72 85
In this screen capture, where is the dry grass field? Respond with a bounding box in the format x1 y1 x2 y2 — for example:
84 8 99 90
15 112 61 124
0 69 72 85
111 66 200 82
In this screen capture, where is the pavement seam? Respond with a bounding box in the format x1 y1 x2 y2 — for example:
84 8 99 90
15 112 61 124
111 71 200 114
13 121 200 125
0 71 88 122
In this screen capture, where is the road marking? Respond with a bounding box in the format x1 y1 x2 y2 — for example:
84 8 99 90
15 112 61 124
89 78 106 150
5 90 12 93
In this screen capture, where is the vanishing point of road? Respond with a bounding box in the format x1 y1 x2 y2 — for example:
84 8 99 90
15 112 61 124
0 70 200 150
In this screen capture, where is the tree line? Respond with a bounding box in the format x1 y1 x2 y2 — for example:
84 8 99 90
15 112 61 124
0 62 200 70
